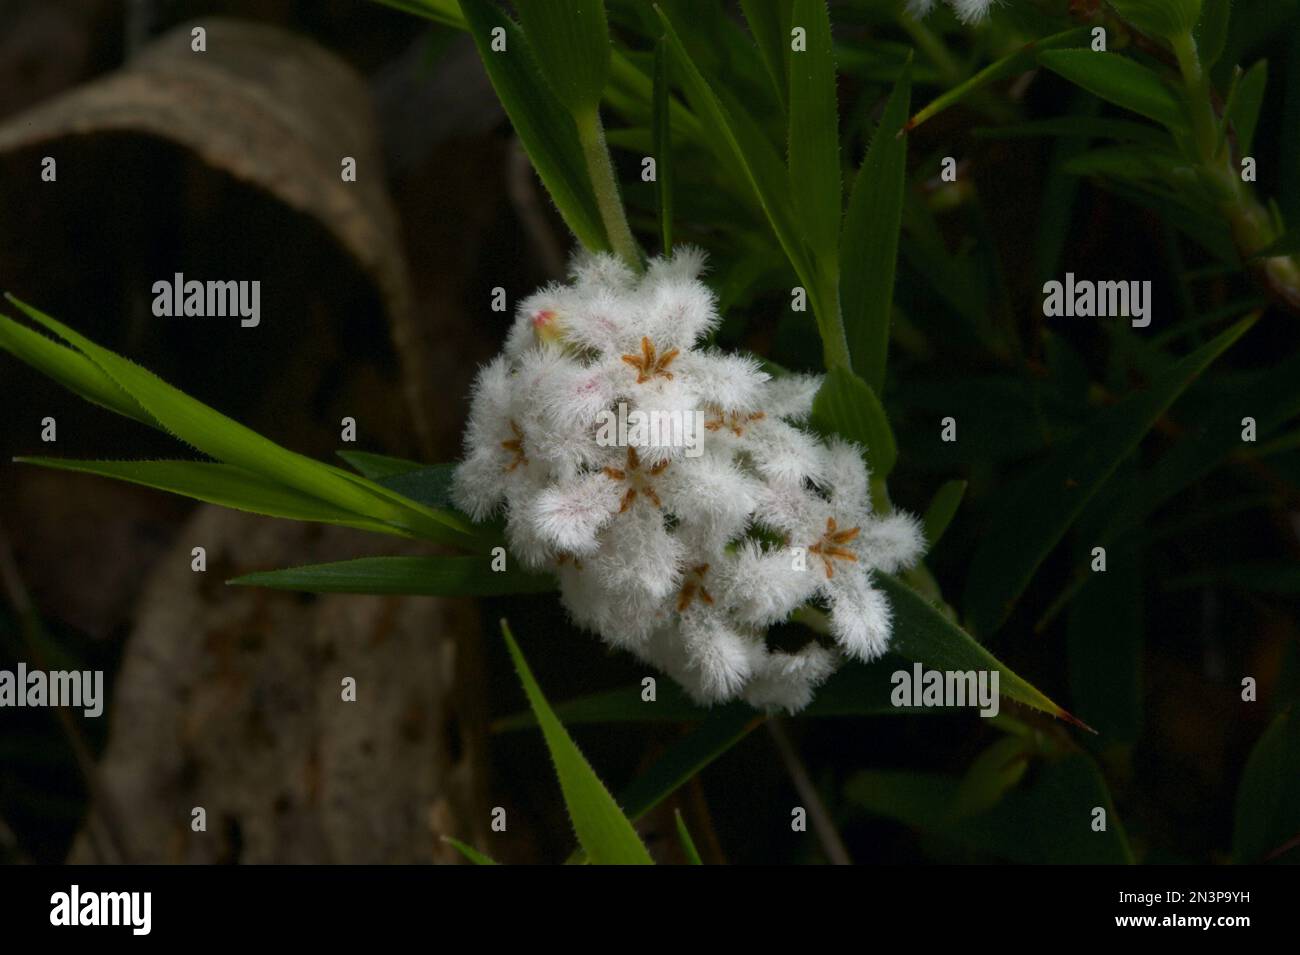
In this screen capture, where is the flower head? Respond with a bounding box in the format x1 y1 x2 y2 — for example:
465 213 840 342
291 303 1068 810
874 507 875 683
453 250 925 712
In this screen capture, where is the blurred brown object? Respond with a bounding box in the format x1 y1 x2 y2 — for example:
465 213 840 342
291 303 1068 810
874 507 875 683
0 16 495 862
68 506 488 864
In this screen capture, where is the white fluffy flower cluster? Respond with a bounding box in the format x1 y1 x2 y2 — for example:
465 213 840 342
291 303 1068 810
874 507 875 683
453 250 924 712
905 0 995 24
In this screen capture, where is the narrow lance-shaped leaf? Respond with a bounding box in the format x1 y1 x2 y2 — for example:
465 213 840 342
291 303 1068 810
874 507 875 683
459 0 607 252
963 315 1256 636
500 620 653 865
4 295 474 547
810 365 898 478
231 556 555 597
788 0 841 263
908 28 1087 133
336 449 425 480
674 810 704 865
740 0 793 111
1108 0 1203 41
1195 0 1231 70
877 574 1086 727
921 479 967 549
442 837 499 865
653 35 675 254
567 704 760 863
657 7 842 366
17 458 406 537
1039 50 1187 132
842 65 911 391
0 313 154 428
1227 60 1268 158
513 0 611 116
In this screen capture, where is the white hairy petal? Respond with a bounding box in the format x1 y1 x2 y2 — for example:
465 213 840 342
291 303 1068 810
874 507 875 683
454 250 926 710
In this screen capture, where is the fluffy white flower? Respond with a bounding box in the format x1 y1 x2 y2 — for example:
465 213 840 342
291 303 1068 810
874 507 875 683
453 249 925 712
905 0 996 25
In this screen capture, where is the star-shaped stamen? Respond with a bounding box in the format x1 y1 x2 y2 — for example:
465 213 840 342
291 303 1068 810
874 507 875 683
501 420 528 472
602 446 669 512
676 563 715 612
621 336 680 384
808 517 860 579
704 408 766 437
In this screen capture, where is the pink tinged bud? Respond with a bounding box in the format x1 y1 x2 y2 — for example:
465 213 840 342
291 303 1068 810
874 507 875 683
531 308 564 344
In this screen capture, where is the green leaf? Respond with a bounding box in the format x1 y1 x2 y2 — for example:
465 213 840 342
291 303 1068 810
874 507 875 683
494 681 708 730
877 575 1084 726
1039 50 1187 132
375 464 458 511
495 653 936 729
1195 0 1232 68
442 837 499 865
948 736 1033 822
846 752 1132 863
674 810 704 864
921 479 967 549
653 36 675 254
368 0 463 29
657 7 840 367
231 556 554 596
963 315 1255 636
4 296 474 547
788 0 841 262
15 458 405 537
513 0 611 116
1107 0 1203 40
459 0 607 251
740 0 793 111
810 365 898 477
842 66 910 392
1232 707 1300 863
500 620 653 865
1227 60 1267 157
337 449 425 480
908 28 1088 132
0 314 154 428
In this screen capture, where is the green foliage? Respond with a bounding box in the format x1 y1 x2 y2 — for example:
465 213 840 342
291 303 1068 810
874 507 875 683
674 810 704 864
1038 51 1187 132
0 296 475 548
841 66 911 390
230 556 554 597
810 366 898 477
513 0 611 116
7 0 1300 866
1232 708 1300 863
459 0 608 252
964 316 1255 636
1107 0 1204 41
500 620 653 865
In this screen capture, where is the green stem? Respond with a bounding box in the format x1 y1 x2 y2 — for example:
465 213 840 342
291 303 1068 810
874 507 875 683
817 283 853 372
1171 31 1300 309
576 107 641 270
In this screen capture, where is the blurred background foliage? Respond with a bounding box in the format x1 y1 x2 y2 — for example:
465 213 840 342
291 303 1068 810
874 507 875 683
1 0 1298 864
